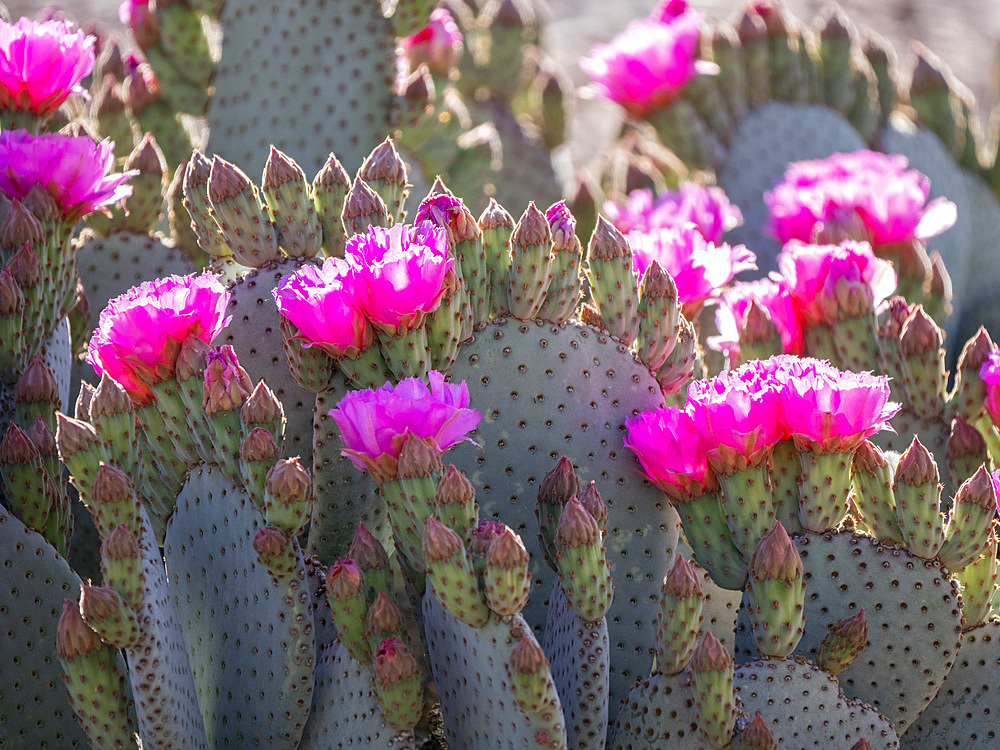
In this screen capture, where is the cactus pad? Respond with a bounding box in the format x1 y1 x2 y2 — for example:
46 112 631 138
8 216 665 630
207 0 395 176
734 657 899 748
542 581 610 750
164 465 315 748
222 259 316 466
76 231 195 319
719 102 867 271
736 531 963 734
423 591 567 748
446 317 681 710
901 618 1000 749
0 506 90 748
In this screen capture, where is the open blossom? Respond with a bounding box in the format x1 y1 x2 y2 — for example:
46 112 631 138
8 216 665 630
0 17 95 116
765 150 957 246
777 240 896 326
770 356 899 453
579 8 707 116
624 406 718 502
273 258 373 359
604 184 742 242
711 278 804 364
0 130 134 221
979 350 1000 428
401 7 462 76
686 363 786 473
87 273 230 404
329 371 481 482
347 222 455 337
628 223 756 306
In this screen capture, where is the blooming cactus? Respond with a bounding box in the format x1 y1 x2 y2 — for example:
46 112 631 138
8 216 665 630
0 17 95 116
604 183 743 242
86 273 231 403
980 351 1000 430
712 278 805 363
623 406 718 502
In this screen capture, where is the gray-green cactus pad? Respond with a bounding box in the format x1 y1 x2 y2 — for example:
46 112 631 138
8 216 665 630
222 258 316 467
901 618 1000 748
76 231 195 318
735 531 963 734
423 591 568 749
608 668 720 750
446 318 682 712
719 102 867 272
40 315 71 412
164 465 316 748
543 581 610 750
0 506 89 748
207 0 395 177
734 658 899 748
297 641 394 749
309 378 386 563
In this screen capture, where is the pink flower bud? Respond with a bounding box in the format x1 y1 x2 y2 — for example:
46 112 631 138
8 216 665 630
401 8 463 76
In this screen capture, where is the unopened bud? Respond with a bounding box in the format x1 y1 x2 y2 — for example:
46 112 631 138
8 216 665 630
240 427 279 462
0 201 44 251
894 436 939 486
262 146 305 190
749 522 802 581
899 306 942 357
554 496 599 548
56 599 102 659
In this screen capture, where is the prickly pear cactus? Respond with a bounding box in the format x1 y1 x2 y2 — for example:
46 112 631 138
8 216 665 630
447 318 682 708
608 669 720 750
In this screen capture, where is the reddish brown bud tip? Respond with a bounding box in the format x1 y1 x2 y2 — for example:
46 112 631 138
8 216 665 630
56 412 100 457
241 381 284 426
101 524 140 560
554 497 600 548
202 345 253 415
750 522 802 581
895 436 939 486
1 423 39 463
662 555 702 599
253 525 290 559
264 457 311 502
479 198 515 230
397 433 443 478
739 712 777 750
92 463 135 505
538 456 581 506
0 200 44 251
486 526 530 570
360 138 407 186
509 635 547 675
946 417 987 460
955 465 998 512
0 268 24 315
899 305 943 357
849 740 874 750
174 335 212 382
79 584 124 623
578 482 609 527
185 150 212 188
958 327 995 372
421 516 463 563
22 184 58 222
743 299 781 344
512 202 553 248
469 520 506 556
374 637 419 683
326 558 364 600
56 599 102 659
208 155 253 203
588 216 629 261
366 591 404 635
17 356 59 405
689 630 732 673
25 415 56 457
638 260 678 303
436 465 475 507
75 382 96 421
343 176 387 221
262 146 305 190
852 440 888 474
240 427 279 463
428 175 453 197
90 372 133 418
8 242 41 287
315 153 350 187
349 523 391 572
125 133 165 175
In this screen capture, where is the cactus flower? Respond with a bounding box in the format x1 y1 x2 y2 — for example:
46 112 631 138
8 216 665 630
979 350 1000 430
87 273 231 404
628 223 756 307
624 405 719 502
604 183 743 242
765 150 957 246
347 222 455 336
0 130 135 221
0 17 95 116
711 278 805 363
329 370 481 482
273 258 374 358
580 9 709 116
401 8 463 76
777 240 896 326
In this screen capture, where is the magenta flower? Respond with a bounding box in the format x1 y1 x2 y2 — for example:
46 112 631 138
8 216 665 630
347 222 455 337
624 406 718 503
579 9 708 116
771 356 899 453
0 130 134 221
765 150 957 246
628 223 756 307
605 183 742 242
652 0 690 21
401 7 462 76
87 273 231 404
273 258 373 359
329 371 481 482
0 17 95 116
686 363 786 474
979 351 1000 429
711 278 804 364
777 240 896 326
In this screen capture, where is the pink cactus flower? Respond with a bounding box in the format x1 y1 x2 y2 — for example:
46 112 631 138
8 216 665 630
546 200 577 241
770 356 899 453
686 362 787 474
652 0 691 21
605 184 742 242
87 273 231 404
347 222 455 337
0 130 135 221
624 405 719 502
413 193 478 245
765 150 957 246
711 277 804 365
273 258 373 359
401 8 463 76
579 9 709 116
0 17 95 116
329 371 481 482
777 240 896 326
628 223 756 307
979 351 1000 429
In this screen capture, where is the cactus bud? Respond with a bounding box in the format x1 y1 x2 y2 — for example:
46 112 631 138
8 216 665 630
851 440 904 544
325 559 371 663
554 497 613 621
423 516 490 627
954 327 994 423
100 524 144 610
0 267 23 314
656 555 703 675
946 416 988 485
507 634 552 715
17 356 59 406
850 741 874 750
240 427 279 463
342 176 388 237
208 155 279 267
360 138 408 222
397 433 443 479
899 305 947 420
506 201 554 320
578 482 609 534
893 436 945 559
746 522 806 658
0 201 43 252
738 713 777 750
91 462 138 536
435 464 477 539
816 609 868 675
586 216 639 343
656 316 698 395
263 457 312 536
55 413 103 498
0 422 50 531
635 259 681 371
480 198 515 318
939 465 998 571
79 583 139 648
26 415 56 457
537 456 580 570
202 345 253 417
365 591 405 649
261 146 321 258
56 598 102 659
690 630 736 748
119 134 166 233
313 152 350 256
373 637 423 732
484 526 531 617
7 242 41 289
537 200 583 324
241 380 285 434
75 382 96 421
349 523 393 600
90 373 132 420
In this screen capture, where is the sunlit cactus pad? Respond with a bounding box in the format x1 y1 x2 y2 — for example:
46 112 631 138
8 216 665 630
608 669 720 750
